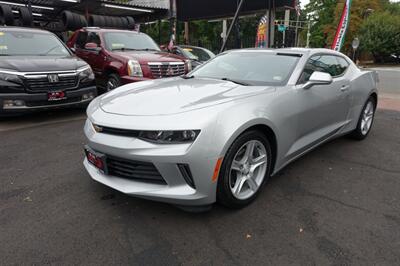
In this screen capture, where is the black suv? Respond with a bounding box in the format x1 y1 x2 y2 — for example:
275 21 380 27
0 27 97 116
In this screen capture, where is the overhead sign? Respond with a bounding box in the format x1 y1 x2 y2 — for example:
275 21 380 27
255 15 268 48
331 0 352 51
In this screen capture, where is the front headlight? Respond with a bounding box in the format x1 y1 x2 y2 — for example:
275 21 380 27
0 70 23 85
127 60 143 77
78 65 95 82
138 130 200 144
185 60 192 72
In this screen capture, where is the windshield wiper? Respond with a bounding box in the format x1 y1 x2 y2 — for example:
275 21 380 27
111 47 140 51
39 46 60 55
221 78 250 86
181 75 195 79
136 48 159 51
111 48 159 52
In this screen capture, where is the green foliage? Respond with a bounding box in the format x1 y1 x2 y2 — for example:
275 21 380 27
359 10 400 61
304 0 337 48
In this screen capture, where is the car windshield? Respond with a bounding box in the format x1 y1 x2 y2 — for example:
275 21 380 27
103 32 161 52
179 48 199 60
0 30 70 56
183 47 215 61
189 51 300 86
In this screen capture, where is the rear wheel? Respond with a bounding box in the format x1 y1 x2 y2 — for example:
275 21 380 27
217 130 272 208
350 96 376 140
105 73 121 92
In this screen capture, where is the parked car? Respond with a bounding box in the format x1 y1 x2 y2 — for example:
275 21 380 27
166 45 216 69
83 48 378 211
67 28 191 91
0 27 97 116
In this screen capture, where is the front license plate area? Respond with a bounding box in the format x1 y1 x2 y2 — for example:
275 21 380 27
48 91 66 101
84 145 108 174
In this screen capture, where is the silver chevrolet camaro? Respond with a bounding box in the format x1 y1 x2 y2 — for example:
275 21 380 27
83 48 378 210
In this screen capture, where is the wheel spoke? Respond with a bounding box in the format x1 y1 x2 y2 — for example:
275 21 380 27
242 141 255 163
233 176 246 196
250 155 267 173
246 177 258 192
231 160 242 172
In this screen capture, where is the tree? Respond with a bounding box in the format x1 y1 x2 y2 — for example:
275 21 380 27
304 0 388 52
304 0 337 48
359 10 400 62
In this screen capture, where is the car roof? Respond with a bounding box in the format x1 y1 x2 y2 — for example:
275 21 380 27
81 27 143 34
0 26 51 34
228 47 348 57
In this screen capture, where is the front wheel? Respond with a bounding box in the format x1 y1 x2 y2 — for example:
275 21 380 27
105 73 121 92
217 130 272 208
350 96 376 140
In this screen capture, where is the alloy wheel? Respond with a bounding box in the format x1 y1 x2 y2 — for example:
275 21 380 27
361 101 374 135
229 140 268 200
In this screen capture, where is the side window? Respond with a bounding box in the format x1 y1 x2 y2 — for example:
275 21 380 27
298 54 346 84
75 32 88 49
298 55 325 84
317 55 340 77
335 56 350 76
87 32 101 47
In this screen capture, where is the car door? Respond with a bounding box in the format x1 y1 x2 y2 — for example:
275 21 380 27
289 54 351 157
84 32 104 76
74 31 90 63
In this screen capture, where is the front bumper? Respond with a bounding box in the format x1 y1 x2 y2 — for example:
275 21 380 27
120 76 151 85
0 86 97 115
83 119 220 206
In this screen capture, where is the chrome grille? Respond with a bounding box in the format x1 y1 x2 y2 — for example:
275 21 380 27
24 73 78 92
106 155 165 184
148 62 185 78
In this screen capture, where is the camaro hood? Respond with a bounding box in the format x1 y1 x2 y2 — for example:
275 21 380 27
0 55 87 72
99 78 275 116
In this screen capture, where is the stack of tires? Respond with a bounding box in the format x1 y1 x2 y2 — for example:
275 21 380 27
18 7 33 26
0 5 14 26
0 5 33 26
88 15 135 29
61 11 87 31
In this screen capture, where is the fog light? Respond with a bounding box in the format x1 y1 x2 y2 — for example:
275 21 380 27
82 92 95 101
3 100 25 109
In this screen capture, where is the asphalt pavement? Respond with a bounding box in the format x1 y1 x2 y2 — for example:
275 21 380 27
1 69 400 265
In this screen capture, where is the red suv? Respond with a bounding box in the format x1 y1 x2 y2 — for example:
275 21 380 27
67 28 190 91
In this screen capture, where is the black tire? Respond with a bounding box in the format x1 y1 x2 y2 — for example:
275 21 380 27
88 15 97 27
90 15 104 27
111 17 119 28
120 17 129 28
350 96 376 140
61 11 74 30
18 7 33 26
80 14 88 28
114 17 123 28
0 4 14 26
217 130 272 209
105 73 121 91
104 16 113 28
126 17 135 28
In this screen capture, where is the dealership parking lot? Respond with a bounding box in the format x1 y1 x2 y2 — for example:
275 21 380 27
1 69 400 265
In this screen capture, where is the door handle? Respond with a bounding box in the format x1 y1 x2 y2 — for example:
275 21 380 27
340 85 350 92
